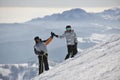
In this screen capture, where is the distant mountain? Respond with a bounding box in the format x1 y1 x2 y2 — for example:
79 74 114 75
30 8 91 22
0 7 120 65
45 8 91 21
0 8 120 80
29 8 120 22
97 8 120 21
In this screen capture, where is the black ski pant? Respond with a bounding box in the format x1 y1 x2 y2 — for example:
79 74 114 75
38 53 49 75
65 44 78 60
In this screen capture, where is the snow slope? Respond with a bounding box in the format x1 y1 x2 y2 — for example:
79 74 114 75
33 34 120 80
0 60 58 80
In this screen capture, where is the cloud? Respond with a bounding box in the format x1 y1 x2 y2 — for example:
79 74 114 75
0 0 120 7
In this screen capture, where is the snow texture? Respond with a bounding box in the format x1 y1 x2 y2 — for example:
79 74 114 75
0 8 120 64
33 35 120 80
0 8 120 80
0 61 58 80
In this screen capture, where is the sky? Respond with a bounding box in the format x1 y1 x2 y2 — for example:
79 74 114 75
0 0 120 23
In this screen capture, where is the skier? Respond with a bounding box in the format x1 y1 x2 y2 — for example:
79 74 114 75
34 32 54 75
53 25 78 60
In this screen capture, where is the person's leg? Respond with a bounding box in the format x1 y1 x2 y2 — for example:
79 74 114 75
43 53 49 71
71 45 78 57
75 43 78 54
65 45 72 60
38 55 43 75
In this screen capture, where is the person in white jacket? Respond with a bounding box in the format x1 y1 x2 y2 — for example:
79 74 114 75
53 25 78 60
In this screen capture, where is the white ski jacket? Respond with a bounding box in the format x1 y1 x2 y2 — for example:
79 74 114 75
58 30 77 45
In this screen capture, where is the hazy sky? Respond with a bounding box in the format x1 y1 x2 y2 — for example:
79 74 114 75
0 0 120 7
0 0 120 23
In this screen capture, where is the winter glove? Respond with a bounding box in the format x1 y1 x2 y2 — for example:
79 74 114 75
39 50 44 55
34 48 44 55
51 32 58 38
51 32 54 38
45 53 48 56
75 42 77 46
53 33 59 38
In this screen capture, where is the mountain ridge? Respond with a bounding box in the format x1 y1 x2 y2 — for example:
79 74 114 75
29 7 120 22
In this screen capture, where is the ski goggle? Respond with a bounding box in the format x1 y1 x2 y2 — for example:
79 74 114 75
66 28 71 31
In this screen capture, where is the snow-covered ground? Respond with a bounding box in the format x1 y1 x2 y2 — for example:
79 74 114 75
0 60 58 80
32 34 120 80
0 63 36 80
0 34 120 80
0 8 120 80
0 8 120 64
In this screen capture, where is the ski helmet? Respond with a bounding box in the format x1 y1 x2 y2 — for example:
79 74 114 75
66 25 71 29
34 36 41 41
66 25 71 30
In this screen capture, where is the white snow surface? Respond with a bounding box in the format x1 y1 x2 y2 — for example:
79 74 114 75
33 34 120 80
0 68 11 76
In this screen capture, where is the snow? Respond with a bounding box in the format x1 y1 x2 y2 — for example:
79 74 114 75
89 33 107 43
0 64 29 80
77 48 83 52
32 35 120 80
0 8 120 64
0 60 58 80
0 68 11 76
0 8 120 80
77 37 85 43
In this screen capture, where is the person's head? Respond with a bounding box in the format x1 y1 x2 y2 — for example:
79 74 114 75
34 36 41 43
66 25 72 31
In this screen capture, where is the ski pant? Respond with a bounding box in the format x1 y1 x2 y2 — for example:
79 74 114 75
38 53 49 75
65 44 78 60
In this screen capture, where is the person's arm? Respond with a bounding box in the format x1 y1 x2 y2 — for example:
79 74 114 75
54 32 65 39
34 48 39 55
44 36 53 45
59 33 65 38
34 47 44 55
42 32 54 45
42 33 53 45
74 32 78 44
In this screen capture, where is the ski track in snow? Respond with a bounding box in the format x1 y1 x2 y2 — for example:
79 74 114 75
32 35 120 80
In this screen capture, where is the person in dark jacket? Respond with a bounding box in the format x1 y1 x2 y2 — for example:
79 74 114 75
34 32 54 75
53 25 78 60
